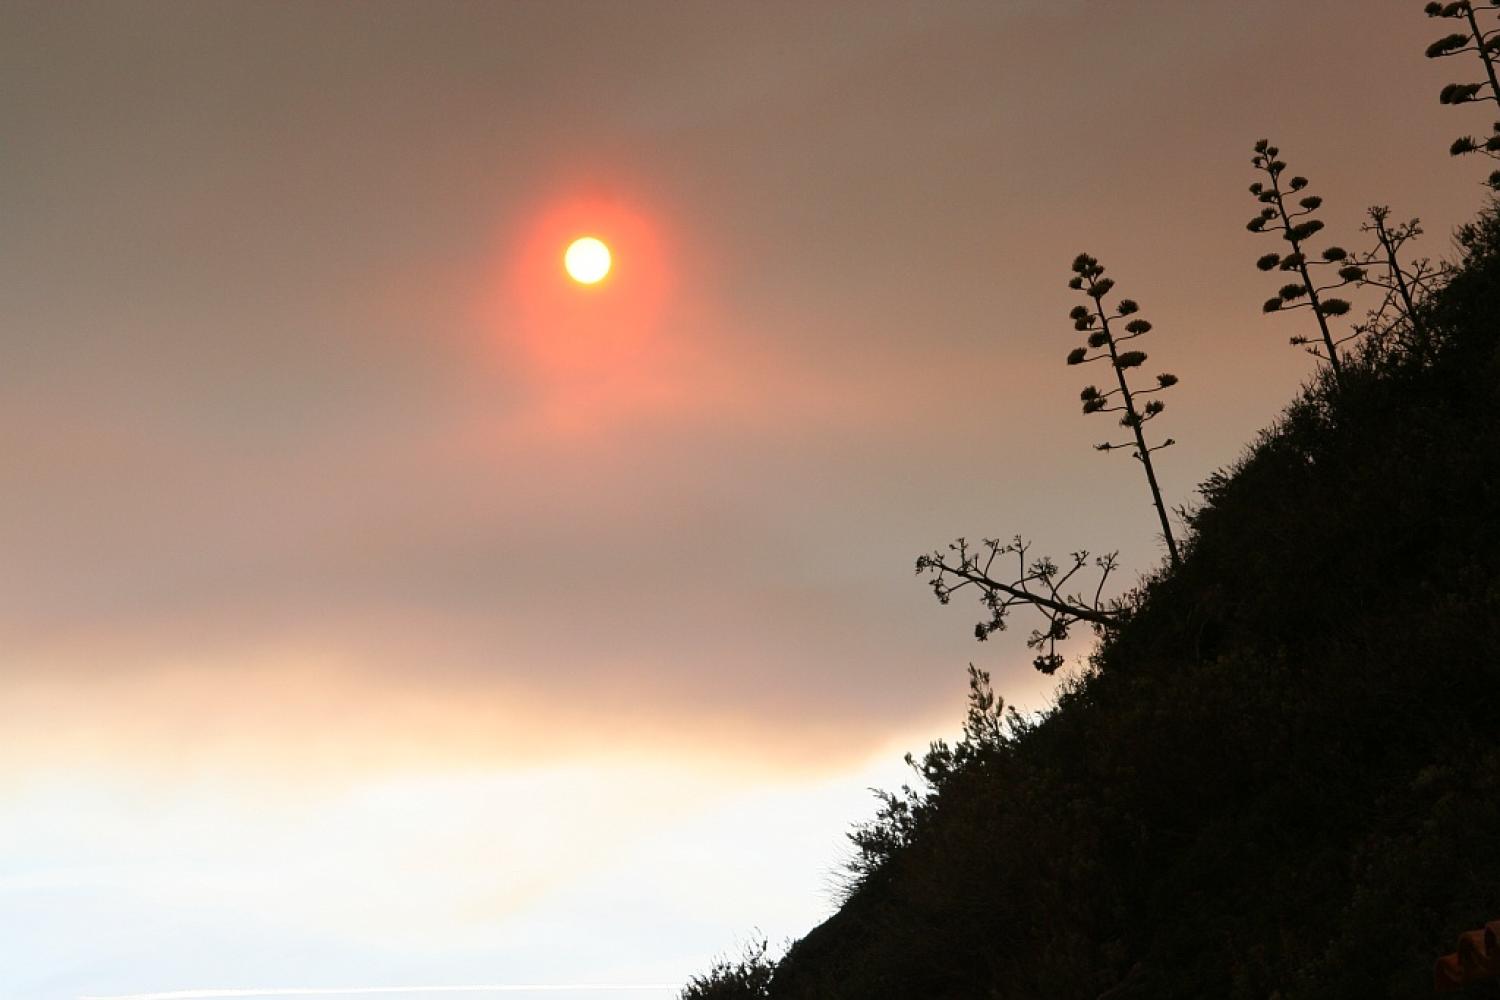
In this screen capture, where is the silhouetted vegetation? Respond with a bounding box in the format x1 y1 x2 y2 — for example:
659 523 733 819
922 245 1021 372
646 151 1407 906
685 13 1500 1000
1248 142 1362 381
680 939 776 999
912 257 1181 675
1427 0 1500 188
916 537 1121 675
1350 206 1445 355
761 200 1500 1000
1064 254 1180 567
844 664 1014 882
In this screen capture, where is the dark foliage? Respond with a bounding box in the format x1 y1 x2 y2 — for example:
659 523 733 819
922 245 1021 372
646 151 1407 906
680 939 777 1000
750 207 1500 999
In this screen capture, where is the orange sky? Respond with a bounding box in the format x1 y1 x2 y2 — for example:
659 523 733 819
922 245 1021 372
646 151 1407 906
3 2 1483 768
1 2 1492 996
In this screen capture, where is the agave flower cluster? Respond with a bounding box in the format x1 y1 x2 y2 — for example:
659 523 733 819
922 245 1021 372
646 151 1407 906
1426 1 1500 188
1247 141 1362 381
1064 253 1180 567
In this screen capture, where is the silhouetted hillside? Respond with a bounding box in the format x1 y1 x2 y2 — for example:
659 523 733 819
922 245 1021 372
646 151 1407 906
685 206 1500 999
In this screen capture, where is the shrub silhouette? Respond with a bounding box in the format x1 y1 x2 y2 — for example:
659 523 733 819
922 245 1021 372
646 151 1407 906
680 939 775 999
846 664 1011 879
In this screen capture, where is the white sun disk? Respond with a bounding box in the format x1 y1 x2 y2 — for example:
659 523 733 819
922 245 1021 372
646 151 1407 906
565 237 611 284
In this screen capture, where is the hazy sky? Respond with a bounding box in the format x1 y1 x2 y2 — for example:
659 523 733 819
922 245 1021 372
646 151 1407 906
1 2 1487 998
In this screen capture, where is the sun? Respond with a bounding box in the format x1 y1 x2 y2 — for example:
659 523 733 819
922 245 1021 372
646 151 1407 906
564 236 612 284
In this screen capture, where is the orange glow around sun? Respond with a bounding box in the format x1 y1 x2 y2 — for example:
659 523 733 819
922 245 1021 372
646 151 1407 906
479 192 678 432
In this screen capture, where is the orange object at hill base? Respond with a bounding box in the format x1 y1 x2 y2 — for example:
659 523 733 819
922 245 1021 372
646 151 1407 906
1435 919 1500 992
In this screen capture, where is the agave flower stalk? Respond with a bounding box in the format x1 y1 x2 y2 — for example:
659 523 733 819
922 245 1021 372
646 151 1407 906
916 536 1120 674
1065 253 1181 568
1349 206 1446 352
1425 0 1500 188
1247 141 1361 382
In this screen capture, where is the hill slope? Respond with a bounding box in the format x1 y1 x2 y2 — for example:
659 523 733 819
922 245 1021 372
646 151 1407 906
705 207 1500 999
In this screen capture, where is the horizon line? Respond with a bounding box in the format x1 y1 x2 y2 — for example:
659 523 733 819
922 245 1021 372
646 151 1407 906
81 985 681 1000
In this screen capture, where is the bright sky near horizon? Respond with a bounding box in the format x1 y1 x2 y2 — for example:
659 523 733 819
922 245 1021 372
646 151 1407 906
0 2 1487 998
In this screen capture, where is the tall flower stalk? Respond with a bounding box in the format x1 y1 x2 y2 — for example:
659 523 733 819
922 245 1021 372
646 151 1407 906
1247 141 1361 383
1349 207 1446 356
1065 253 1181 568
1426 1 1500 188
